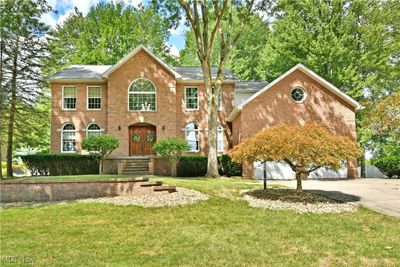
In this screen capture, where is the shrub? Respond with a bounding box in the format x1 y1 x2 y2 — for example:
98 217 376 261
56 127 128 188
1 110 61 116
153 137 190 176
218 154 242 177
176 155 242 177
20 154 99 176
177 156 207 177
372 155 400 178
81 135 119 174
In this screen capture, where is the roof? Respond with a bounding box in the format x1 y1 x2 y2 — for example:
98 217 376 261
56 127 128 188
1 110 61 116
227 63 363 122
235 81 269 92
47 45 237 82
48 65 111 81
172 66 237 81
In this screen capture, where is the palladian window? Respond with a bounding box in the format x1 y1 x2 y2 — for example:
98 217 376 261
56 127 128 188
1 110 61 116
185 123 200 152
86 123 101 138
61 123 76 153
128 78 156 111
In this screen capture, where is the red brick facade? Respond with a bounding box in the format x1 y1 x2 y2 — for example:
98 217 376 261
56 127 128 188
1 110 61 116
49 47 360 178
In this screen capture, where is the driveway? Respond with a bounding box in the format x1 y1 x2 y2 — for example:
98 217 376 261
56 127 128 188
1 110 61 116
274 178 400 218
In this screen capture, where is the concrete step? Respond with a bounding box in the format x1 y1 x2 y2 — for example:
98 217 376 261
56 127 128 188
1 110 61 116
121 171 149 175
140 181 163 187
123 167 149 171
153 185 176 193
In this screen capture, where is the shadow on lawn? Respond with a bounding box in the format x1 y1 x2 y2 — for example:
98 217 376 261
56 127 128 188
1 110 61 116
306 189 361 203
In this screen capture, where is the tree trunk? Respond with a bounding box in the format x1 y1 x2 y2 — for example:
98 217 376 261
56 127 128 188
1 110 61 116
263 161 267 190
99 159 103 175
360 155 366 178
203 63 219 178
295 171 302 191
171 161 177 177
6 37 18 178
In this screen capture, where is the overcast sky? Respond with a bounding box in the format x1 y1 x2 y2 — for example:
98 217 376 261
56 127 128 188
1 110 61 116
40 0 186 57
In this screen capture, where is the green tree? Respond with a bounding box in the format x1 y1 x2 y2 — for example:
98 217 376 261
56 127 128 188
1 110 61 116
47 2 177 74
153 137 190 176
230 124 362 191
81 135 120 174
0 0 51 178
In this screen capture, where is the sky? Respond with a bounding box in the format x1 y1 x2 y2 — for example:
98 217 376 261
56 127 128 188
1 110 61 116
40 0 186 57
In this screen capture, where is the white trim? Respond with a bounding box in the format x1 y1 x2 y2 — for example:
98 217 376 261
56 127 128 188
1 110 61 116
227 64 362 122
61 123 76 153
184 122 200 152
184 86 199 111
61 85 77 111
86 122 102 138
177 79 236 84
86 86 102 110
128 78 157 112
290 86 307 103
217 123 224 152
103 45 181 78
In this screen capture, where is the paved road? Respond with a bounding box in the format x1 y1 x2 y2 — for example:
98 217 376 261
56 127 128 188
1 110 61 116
272 178 400 218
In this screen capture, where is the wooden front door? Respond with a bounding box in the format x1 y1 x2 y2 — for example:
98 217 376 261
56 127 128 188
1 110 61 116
129 124 156 156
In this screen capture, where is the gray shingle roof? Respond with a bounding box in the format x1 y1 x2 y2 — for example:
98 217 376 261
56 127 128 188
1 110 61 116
48 65 112 80
48 65 238 81
172 66 237 80
235 81 269 91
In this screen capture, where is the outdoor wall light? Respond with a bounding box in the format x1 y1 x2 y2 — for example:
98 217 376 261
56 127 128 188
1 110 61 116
118 126 121 131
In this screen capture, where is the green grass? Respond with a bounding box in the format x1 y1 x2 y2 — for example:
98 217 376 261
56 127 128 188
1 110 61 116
1 177 399 266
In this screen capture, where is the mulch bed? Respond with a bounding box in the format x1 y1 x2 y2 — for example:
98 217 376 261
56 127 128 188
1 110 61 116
245 189 342 204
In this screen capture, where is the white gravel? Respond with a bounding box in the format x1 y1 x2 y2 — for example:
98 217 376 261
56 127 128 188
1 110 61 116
79 187 209 207
242 191 357 214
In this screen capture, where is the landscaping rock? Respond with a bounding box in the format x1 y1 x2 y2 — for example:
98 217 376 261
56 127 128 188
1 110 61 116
79 187 209 207
242 189 357 214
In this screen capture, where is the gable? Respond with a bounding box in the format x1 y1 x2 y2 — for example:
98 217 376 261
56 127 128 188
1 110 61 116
227 64 362 122
103 45 181 78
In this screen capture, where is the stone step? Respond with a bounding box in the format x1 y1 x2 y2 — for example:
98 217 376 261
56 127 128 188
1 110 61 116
124 164 149 168
140 181 163 187
123 167 149 171
121 171 149 175
153 185 176 193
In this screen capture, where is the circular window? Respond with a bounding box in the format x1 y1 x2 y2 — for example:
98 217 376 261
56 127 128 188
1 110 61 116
291 87 306 102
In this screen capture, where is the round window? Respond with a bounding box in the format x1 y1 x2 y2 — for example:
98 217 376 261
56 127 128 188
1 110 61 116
291 87 306 102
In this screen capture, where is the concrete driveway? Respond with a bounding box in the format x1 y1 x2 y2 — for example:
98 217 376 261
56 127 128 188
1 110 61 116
274 178 400 218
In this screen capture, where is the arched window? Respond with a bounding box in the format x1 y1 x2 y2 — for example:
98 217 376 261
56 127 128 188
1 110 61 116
128 78 156 111
185 123 199 152
86 123 101 138
217 123 224 152
61 123 76 152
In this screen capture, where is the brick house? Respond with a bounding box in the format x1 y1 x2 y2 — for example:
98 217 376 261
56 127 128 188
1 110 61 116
48 45 362 178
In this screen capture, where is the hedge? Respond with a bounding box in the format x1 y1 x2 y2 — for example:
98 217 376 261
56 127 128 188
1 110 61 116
177 155 242 177
20 154 99 176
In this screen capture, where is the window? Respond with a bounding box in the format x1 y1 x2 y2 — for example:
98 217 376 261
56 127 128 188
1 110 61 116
185 87 198 110
185 123 199 152
217 123 223 152
128 78 156 111
86 123 101 138
61 123 76 152
62 86 76 110
291 87 306 102
87 86 101 110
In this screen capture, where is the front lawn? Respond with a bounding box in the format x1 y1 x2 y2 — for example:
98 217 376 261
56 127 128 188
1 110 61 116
1 177 399 266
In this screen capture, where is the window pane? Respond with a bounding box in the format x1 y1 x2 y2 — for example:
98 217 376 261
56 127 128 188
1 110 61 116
63 87 76 97
62 131 76 152
88 86 101 97
88 98 101 109
129 93 156 111
63 98 76 109
185 123 199 152
185 87 198 109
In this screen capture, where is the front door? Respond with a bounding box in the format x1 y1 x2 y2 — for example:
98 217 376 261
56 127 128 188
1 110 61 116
129 124 156 156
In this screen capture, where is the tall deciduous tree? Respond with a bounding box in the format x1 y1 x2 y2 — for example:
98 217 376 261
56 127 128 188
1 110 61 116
176 0 265 177
230 124 362 191
0 0 51 178
47 2 176 74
